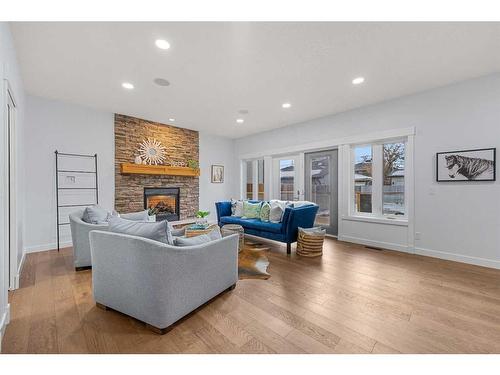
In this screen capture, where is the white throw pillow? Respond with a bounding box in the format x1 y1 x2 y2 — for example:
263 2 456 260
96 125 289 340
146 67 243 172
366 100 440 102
269 200 287 223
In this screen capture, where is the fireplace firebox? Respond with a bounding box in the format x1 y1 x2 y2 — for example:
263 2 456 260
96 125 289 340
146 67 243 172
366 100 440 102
144 187 180 222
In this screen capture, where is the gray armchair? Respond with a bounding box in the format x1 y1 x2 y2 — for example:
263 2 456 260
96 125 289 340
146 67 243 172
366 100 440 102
69 209 108 270
69 209 152 270
89 230 239 334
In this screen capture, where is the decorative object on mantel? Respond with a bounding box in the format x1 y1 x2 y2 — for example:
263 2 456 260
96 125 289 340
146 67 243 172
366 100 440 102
138 138 167 165
436 148 496 182
238 240 271 280
187 159 199 169
211 164 224 183
120 163 200 176
134 155 143 164
169 160 187 167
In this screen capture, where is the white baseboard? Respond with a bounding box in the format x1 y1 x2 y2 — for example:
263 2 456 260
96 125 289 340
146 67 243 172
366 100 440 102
338 235 410 253
0 304 11 353
12 250 26 290
337 235 500 270
25 240 72 253
414 247 500 270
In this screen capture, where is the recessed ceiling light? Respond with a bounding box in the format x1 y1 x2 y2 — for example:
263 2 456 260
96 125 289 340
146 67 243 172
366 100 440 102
282 103 291 109
154 78 170 86
169 118 175 122
352 77 365 85
236 118 244 124
155 39 171 50
122 82 134 90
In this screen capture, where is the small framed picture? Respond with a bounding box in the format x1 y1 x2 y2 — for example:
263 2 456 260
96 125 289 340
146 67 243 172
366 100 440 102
211 165 224 183
436 148 496 182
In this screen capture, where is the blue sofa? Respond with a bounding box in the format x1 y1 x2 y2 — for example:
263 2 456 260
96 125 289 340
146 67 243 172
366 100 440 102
215 201 319 254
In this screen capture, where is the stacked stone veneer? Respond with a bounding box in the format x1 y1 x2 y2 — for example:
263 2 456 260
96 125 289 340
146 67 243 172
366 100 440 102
115 114 199 218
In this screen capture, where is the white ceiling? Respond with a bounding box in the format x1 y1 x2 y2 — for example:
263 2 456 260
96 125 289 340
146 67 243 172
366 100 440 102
10 22 500 138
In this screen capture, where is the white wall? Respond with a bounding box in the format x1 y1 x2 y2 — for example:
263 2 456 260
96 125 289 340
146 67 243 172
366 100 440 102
235 73 500 269
0 22 26 349
23 95 115 252
199 132 239 220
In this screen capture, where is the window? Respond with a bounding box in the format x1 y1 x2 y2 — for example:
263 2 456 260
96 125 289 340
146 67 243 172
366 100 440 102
352 140 406 218
383 142 405 215
246 161 253 199
354 145 372 213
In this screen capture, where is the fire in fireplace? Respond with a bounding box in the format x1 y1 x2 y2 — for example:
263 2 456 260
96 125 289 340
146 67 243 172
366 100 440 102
144 187 180 221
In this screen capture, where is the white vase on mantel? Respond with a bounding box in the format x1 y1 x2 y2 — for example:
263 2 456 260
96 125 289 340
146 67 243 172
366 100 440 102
134 156 142 164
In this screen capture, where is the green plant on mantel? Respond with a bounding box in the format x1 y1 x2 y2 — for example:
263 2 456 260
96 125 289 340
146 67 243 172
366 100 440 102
148 207 159 216
196 210 210 219
187 159 199 169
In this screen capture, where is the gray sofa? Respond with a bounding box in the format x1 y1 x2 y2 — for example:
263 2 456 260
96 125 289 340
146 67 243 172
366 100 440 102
69 208 151 270
89 230 239 334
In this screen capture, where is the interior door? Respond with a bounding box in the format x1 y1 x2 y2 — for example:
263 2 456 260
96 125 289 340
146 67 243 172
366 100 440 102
273 155 302 201
7 89 15 288
305 150 338 235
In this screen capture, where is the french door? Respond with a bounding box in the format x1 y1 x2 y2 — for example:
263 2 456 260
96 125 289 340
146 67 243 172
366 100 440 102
305 150 338 235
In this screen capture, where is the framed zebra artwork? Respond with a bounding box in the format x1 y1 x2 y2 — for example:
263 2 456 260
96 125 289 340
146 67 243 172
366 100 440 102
436 148 496 182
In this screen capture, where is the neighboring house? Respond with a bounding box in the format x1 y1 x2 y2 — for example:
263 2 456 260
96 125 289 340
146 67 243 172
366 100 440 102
386 168 405 186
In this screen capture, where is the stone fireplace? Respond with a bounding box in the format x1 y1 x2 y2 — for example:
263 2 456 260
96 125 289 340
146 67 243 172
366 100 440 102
114 114 199 219
144 187 180 221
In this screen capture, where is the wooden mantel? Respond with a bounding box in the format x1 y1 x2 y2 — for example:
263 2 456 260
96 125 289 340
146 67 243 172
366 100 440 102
120 163 200 177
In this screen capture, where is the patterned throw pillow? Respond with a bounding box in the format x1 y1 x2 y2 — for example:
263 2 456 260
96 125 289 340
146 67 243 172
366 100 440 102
231 199 244 217
242 201 261 219
260 202 271 222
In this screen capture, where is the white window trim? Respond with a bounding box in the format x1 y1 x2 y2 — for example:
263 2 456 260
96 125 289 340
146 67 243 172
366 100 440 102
347 137 409 224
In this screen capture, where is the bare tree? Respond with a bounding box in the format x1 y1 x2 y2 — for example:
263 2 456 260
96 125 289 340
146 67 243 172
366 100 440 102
383 143 405 178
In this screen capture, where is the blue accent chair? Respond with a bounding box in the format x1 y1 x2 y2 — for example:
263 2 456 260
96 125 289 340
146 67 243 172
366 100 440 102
215 201 319 254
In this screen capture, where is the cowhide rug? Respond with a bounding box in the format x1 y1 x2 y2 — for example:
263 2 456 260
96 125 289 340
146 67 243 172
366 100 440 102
238 240 271 280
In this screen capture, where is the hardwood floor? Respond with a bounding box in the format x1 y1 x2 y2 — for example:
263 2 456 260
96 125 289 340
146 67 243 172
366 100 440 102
3 238 500 354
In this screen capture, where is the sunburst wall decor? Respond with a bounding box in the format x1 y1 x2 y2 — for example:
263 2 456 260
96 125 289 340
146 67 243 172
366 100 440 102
138 138 167 165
